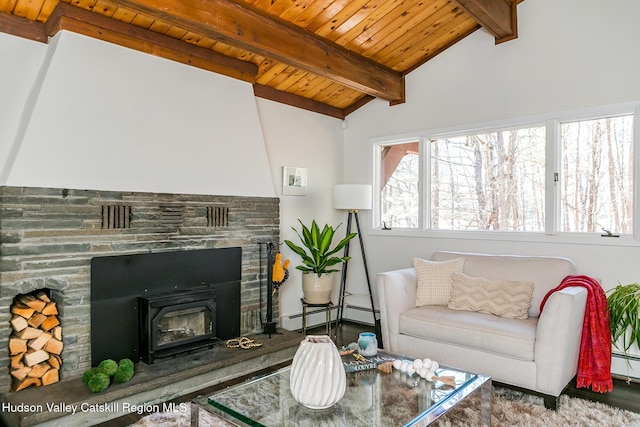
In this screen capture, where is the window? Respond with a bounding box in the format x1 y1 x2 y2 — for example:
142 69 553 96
373 105 637 240
379 141 420 229
560 115 634 233
430 126 545 231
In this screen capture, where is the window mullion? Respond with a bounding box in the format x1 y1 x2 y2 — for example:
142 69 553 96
422 137 430 230
634 105 640 241
545 120 560 235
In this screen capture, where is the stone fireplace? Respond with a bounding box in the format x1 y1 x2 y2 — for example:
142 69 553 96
0 186 280 394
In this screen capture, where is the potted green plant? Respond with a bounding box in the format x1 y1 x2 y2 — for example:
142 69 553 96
284 220 357 304
607 283 640 382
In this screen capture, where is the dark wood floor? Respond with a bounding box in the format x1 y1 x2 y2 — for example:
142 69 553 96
97 321 640 426
565 375 640 413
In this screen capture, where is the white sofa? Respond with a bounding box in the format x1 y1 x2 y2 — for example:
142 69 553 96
377 251 588 409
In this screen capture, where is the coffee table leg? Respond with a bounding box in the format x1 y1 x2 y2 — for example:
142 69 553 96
479 378 492 426
190 401 199 427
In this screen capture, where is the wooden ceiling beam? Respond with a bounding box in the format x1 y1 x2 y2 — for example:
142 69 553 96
44 3 257 83
108 0 405 103
254 84 347 120
0 12 47 43
453 0 518 43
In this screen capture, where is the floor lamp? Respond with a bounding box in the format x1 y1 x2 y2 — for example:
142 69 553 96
333 184 382 347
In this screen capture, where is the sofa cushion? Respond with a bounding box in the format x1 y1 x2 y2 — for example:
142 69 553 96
448 272 534 319
431 252 576 317
399 305 537 361
414 257 465 306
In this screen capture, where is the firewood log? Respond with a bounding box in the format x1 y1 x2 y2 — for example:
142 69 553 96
19 295 47 312
11 353 25 370
48 354 61 369
15 327 43 340
24 349 49 367
41 302 58 316
27 363 51 378
10 367 31 381
52 326 62 341
36 292 50 303
14 377 41 391
44 338 64 355
27 313 47 328
41 369 59 386
10 316 28 332
27 332 52 351
9 338 27 355
40 315 60 332
11 303 35 319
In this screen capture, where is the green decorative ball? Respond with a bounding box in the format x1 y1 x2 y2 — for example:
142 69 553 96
118 358 134 370
87 373 110 393
97 359 118 377
81 367 100 385
114 364 134 383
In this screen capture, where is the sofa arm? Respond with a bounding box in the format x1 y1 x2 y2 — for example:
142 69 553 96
534 286 588 396
377 268 417 352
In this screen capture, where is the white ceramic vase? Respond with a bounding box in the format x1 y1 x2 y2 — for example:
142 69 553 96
301 272 335 304
289 335 346 409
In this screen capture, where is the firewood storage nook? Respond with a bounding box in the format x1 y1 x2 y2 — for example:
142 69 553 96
9 291 63 391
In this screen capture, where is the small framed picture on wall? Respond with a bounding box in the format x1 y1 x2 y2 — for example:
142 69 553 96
282 166 308 196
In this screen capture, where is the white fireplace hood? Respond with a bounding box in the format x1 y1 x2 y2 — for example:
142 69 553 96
1 31 275 197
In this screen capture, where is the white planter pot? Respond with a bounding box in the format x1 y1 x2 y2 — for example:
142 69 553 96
302 272 335 304
289 335 346 409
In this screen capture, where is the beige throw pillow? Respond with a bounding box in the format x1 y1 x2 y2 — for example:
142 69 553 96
414 257 465 306
448 272 534 319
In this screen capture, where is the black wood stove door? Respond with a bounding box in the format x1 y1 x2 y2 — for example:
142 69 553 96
139 287 217 363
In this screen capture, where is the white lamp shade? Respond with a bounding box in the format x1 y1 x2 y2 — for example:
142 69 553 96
333 184 372 210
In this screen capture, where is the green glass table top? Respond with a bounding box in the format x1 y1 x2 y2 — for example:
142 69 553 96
207 359 490 426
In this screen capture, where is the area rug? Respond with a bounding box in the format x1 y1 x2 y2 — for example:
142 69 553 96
434 387 640 427
132 387 640 427
131 408 235 427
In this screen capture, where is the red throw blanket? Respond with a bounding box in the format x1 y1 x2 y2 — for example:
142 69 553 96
540 275 613 393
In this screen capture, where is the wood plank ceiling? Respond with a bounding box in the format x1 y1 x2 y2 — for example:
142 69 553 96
0 0 521 118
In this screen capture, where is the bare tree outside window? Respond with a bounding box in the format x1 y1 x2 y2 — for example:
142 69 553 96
430 127 546 231
380 142 419 228
561 115 633 233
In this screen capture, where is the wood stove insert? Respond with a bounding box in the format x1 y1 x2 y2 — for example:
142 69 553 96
91 247 241 364
139 286 218 364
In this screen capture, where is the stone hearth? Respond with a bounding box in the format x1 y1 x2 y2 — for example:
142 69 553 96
0 186 280 394
0 329 300 426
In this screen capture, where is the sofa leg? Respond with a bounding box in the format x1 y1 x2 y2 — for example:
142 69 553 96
543 395 558 410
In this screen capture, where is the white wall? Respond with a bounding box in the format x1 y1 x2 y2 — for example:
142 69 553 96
0 32 47 182
256 99 344 324
2 31 275 197
0 30 345 326
344 0 640 372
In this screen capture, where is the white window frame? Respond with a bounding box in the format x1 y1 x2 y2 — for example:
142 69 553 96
370 102 640 247
372 136 426 230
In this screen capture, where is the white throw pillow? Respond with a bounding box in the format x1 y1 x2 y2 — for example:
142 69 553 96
447 272 534 319
414 257 465 306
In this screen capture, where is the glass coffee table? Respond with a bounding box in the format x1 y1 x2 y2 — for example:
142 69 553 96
201 355 491 426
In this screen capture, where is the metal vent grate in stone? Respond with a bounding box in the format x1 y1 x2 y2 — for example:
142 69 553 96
207 206 229 227
160 206 185 228
102 205 132 229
